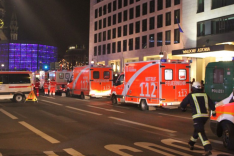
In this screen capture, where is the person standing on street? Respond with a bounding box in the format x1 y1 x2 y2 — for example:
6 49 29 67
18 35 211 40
35 79 40 97
43 79 49 96
180 81 216 156
49 78 56 96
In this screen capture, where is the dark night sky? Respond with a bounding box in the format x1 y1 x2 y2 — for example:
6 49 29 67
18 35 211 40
6 0 90 58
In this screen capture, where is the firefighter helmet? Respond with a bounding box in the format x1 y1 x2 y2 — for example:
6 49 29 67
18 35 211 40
192 81 202 89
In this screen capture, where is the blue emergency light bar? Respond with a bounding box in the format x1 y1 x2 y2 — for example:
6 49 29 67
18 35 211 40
160 59 167 62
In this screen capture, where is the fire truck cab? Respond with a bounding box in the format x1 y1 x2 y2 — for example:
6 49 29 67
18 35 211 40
111 60 190 110
210 92 234 150
66 65 113 99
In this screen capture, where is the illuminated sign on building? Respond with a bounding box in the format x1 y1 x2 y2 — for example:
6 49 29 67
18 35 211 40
182 47 211 54
172 44 234 56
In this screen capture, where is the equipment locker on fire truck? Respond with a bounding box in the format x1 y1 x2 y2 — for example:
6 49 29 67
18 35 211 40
66 65 113 99
111 60 190 110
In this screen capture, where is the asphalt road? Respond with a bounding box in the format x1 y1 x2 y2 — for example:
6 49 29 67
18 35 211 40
0 94 233 156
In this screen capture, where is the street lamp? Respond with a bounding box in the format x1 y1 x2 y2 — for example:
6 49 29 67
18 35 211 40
1 64 4 71
159 51 164 58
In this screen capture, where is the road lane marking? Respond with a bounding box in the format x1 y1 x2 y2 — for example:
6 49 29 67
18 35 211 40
109 117 177 133
115 106 130 109
66 106 102 116
0 109 18 119
105 145 142 156
40 100 63 106
158 113 192 120
63 148 85 156
43 96 56 99
19 121 60 144
88 105 124 113
43 151 58 156
135 142 190 156
210 139 223 144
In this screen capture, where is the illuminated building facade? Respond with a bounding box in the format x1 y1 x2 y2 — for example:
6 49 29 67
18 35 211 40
89 0 183 73
172 0 234 82
0 41 57 71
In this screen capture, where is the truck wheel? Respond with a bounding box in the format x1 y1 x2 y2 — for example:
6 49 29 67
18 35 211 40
140 99 148 111
14 94 23 103
222 121 234 150
80 92 84 99
112 95 117 105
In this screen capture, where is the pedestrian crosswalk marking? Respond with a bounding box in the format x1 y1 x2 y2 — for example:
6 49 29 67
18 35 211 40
63 148 85 156
161 139 233 156
104 145 142 156
43 151 58 156
135 142 192 156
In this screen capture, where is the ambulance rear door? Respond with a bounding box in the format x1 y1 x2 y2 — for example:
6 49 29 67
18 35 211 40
101 67 113 96
90 67 112 97
160 63 176 103
160 63 190 104
175 63 190 102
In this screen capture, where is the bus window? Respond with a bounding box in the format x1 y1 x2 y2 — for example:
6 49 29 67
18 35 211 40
8 74 31 84
0 74 8 84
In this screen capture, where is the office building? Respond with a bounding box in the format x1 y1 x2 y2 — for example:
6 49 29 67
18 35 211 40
90 0 184 73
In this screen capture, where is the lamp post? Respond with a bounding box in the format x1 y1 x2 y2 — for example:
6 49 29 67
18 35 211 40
159 51 164 58
1 64 4 71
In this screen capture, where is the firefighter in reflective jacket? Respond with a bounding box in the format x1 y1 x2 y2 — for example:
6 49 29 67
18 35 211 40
180 81 216 156
35 79 40 97
43 80 49 96
49 78 56 96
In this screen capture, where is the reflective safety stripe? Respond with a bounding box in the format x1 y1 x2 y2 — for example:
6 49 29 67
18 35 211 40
192 93 209 118
216 111 234 115
192 113 209 119
198 133 210 146
190 136 197 142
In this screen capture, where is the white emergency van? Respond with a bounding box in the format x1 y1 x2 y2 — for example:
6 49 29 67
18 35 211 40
0 71 33 102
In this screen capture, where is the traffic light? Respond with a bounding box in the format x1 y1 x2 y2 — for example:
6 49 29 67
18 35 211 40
42 64 49 71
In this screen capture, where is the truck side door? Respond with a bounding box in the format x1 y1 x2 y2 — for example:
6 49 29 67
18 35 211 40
115 74 125 97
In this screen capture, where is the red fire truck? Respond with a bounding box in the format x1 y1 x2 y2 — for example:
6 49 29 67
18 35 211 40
111 60 191 110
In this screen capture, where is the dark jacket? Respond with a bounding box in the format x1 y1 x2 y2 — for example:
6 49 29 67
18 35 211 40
180 90 215 119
